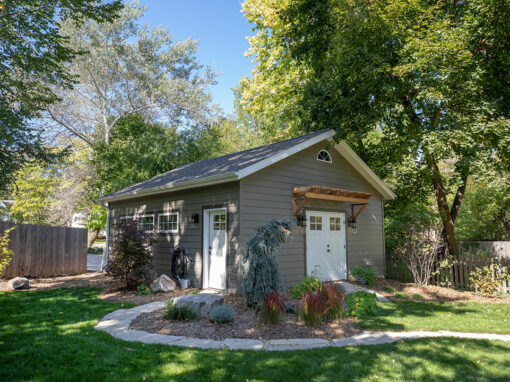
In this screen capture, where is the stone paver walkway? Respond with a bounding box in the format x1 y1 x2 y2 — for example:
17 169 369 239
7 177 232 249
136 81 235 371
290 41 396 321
95 301 510 351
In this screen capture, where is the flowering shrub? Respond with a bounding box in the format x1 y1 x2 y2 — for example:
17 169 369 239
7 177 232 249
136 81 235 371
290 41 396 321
262 291 284 324
136 284 151 295
345 291 378 318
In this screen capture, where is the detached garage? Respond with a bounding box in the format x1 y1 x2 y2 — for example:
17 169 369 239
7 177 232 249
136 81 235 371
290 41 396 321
98 129 395 293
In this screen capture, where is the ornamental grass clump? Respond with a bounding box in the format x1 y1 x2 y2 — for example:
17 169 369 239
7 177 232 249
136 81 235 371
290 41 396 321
321 283 344 320
243 219 292 308
299 283 344 327
262 291 284 324
164 299 197 321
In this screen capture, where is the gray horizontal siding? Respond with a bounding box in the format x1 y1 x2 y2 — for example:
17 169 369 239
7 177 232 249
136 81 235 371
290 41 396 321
108 182 241 292
240 142 385 287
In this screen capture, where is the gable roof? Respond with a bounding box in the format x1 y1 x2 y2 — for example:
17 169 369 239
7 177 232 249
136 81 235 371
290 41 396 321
98 129 395 204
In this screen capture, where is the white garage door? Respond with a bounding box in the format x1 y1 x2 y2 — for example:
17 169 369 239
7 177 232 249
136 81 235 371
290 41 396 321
306 210 347 281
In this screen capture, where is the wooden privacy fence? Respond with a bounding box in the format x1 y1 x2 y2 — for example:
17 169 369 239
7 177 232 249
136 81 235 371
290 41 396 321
386 247 510 292
0 222 87 277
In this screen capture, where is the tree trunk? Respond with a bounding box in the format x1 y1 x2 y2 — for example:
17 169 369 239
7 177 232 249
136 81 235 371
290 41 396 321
497 202 510 237
426 156 460 257
88 227 101 249
440 174 468 241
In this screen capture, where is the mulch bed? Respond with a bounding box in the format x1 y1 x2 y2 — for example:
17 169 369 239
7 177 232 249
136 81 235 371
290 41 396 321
129 294 361 341
366 278 510 304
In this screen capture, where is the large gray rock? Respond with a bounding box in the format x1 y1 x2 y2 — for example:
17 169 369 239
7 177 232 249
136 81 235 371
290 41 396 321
172 293 224 317
7 277 29 291
150 274 178 293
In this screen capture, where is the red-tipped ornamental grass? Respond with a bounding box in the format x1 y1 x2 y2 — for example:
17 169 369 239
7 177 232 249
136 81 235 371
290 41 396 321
262 291 284 324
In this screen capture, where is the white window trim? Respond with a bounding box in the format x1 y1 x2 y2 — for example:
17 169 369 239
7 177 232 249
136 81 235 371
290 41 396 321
136 214 155 232
317 149 332 163
158 212 179 233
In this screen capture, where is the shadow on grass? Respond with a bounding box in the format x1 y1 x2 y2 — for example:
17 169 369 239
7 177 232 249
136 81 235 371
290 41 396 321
1 288 509 381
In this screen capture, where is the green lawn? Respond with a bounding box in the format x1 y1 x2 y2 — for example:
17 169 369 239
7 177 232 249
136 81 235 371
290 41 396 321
359 301 510 333
1 288 510 381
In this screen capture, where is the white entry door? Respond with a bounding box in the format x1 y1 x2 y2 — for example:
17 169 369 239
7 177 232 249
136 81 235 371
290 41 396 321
203 209 227 290
306 210 347 281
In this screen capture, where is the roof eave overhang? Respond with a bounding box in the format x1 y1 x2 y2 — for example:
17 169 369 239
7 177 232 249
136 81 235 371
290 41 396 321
333 140 396 200
97 172 239 205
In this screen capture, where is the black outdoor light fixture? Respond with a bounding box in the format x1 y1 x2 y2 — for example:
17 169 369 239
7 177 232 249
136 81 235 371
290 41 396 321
347 215 358 233
191 211 200 224
296 212 307 227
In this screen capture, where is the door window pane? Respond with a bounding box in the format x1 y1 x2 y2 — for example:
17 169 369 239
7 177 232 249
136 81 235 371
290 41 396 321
213 214 226 230
330 217 341 231
309 216 322 230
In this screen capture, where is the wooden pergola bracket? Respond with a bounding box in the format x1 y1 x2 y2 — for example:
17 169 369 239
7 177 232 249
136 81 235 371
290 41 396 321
351 203 367 219
293 197 309 217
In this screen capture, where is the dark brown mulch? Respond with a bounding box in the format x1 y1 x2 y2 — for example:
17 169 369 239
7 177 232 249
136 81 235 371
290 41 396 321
129 294 361 341
365 278 510 304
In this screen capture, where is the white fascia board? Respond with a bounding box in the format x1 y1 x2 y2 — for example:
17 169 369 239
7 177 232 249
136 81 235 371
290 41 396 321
236 130 336 179
334 141 396 200
97 172 238 204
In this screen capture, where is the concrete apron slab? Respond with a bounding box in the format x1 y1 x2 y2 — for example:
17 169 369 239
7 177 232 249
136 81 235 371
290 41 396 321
94 302 510 351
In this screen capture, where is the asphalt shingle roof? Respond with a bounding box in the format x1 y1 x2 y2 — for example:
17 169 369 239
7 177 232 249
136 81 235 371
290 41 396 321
104 129 330 199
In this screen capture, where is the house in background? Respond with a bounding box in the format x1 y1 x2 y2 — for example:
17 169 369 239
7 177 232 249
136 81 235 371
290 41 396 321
98 129 395 293
0 200 13 221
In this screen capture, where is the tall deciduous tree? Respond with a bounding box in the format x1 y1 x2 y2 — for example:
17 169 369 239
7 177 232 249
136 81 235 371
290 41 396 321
44 1 218 146
239 0 510 255
0 0 122 191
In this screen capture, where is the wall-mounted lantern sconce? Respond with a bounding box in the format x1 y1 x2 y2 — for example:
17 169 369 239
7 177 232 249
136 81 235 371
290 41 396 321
296 212 307 227
191 212 200 224
347 215 357 233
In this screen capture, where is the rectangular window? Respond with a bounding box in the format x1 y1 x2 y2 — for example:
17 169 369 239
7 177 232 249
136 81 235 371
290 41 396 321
330 217 341 231
119 216 134 224
137 215 154 232
309 215 322 230
213 213 226 230
158 213 178 232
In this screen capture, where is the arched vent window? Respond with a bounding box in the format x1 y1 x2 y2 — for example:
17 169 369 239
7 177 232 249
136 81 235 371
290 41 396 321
317 150 332 163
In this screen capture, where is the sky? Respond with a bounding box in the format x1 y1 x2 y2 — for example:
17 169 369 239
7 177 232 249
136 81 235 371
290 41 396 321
138 0 255 115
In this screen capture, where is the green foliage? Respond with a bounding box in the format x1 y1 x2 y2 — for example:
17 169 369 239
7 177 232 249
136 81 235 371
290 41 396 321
164 300 197 321
106 220 156 288
0 227 15 276
383 286 395 293
0 1 121 192
243 219 292 308
136 284 151 296
291 274 321 299
395 292 410 300
262 291 284 325
209 305 234 323
351 266 375 286
411 293 424 300
240 0 510 256
345 291 378 318
469 266 510 295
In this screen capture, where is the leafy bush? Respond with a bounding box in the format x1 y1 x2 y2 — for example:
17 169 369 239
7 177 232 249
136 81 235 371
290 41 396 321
209 305 234 323
0 227 15 276
345 291 378 318
299 291 326 328
291 274 321 299
106 220 157 289
243 219 292 308
351 266 375 286
164 299 197 321
411 293 424 300
469 266 510 295
136 284 151 295
383 286 395 293
262 291 284 324
299 284 344 327
395 292 409 299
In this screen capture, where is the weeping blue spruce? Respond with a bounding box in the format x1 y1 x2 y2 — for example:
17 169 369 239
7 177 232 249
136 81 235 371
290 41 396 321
242 219 292 308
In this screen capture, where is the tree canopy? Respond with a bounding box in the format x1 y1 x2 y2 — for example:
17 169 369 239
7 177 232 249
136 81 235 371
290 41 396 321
239 0 510 252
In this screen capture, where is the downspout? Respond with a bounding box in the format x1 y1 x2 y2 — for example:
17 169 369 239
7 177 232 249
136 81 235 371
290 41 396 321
101 202 110 272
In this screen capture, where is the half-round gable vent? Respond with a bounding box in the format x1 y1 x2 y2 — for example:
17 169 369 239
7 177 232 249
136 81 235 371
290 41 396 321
317 150 332 163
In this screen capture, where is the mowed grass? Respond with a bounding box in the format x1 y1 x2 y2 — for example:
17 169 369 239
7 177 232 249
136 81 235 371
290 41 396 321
359 301 510 333
1 288 510 381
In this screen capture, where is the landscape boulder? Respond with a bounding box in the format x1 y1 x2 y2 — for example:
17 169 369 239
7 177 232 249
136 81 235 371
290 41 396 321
150 274 178 292
172 293 224 317
7 277 29 291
